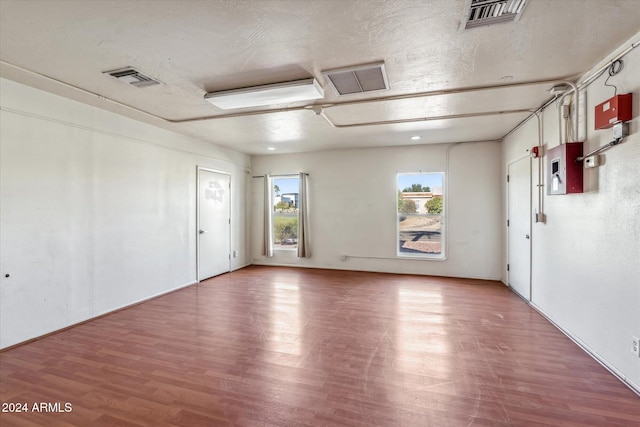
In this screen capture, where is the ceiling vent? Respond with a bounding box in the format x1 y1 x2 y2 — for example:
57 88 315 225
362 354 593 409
104 67 161 88
463 0 528 29
322 62 389 96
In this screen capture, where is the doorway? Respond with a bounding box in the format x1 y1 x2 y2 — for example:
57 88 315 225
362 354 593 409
197 167 231 281
507 156 531 300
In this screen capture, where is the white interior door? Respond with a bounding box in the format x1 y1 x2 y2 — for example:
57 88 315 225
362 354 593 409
507 157 531 300
198 168 231 280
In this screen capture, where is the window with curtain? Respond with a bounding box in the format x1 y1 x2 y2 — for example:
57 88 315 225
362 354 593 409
263 173 310 258
397 172 445 258
272 175 300 250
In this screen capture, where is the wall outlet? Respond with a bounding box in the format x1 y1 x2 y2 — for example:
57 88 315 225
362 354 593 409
233 250 238 258
633 336 640 357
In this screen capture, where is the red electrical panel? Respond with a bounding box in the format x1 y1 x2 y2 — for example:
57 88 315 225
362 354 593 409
594 93 632 130
547 142 583 195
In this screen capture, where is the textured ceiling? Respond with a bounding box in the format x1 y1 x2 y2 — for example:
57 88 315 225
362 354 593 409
1 0 639 154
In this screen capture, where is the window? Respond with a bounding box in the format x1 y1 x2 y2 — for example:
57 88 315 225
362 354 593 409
272 176 300 250
397 172 444 258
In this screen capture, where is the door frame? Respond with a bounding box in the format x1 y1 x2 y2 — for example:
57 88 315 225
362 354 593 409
196 166 232 282
507 155 532 301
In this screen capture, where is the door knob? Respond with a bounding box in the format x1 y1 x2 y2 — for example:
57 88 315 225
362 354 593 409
525 234 530 239
199 229 208 234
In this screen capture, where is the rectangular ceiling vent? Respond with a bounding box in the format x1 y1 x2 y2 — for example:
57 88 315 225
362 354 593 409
104 67 161 88
322 62 389 96
463 0 528 29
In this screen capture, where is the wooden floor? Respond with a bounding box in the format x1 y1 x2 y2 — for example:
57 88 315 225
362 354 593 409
1 266 638 426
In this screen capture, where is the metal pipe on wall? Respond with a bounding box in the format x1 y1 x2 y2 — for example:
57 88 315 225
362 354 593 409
2 36 636 133
0 59 575 126
499 38 639 143
319 108 536 129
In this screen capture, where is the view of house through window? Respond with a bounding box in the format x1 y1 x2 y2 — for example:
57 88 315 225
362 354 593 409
273 176 300 250
397 172 444 258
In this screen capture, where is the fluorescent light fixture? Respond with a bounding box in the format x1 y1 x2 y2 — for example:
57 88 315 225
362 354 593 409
267 147 276 151
205 78 324 110
411 135 421 140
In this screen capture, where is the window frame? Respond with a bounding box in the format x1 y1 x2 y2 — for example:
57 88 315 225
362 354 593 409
271 175 300 252
396 172 446 260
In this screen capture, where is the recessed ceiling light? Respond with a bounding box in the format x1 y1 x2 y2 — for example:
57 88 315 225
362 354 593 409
267 147 276 151
410 136 421 140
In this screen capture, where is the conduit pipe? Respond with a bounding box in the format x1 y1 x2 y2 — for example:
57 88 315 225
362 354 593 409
499 96 558 141
172 77 576 124
562 38 639 141
0 59 573 125
557 91 569 145
578 39 640 88
2 36 636 129
532 111 545 223
501 39 638 228
566 81 579 142
500 38 639 143
576 138 623 162
319 108 536 128
554 81 579 144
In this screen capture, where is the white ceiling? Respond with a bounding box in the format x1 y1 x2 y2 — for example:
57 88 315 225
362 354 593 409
1 0 639 155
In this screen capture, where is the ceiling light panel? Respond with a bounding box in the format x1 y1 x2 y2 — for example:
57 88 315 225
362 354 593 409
204 79 324 110
323 62 389 96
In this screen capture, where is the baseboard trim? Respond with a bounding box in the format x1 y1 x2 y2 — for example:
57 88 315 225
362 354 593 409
527 299 640 397
0 279 199 352
249 262 502 283
231 263 251 272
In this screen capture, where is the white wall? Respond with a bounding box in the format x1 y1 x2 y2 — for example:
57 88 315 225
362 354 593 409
0 78 251 349
251 141 502 280
502 36 640 391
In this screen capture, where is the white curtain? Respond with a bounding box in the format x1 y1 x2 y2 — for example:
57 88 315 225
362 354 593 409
297 172 311 258
263 174 273 257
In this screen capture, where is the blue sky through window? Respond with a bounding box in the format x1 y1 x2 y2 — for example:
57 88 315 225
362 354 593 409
273 177 299 195
397 173 443 193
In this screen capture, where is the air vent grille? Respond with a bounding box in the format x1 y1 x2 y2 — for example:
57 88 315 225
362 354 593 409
104 68 161 88
464 0 528 29
322 62 389 96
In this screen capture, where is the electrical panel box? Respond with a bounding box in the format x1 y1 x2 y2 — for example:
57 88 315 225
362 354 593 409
547 142 583 195
594 93 632 130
